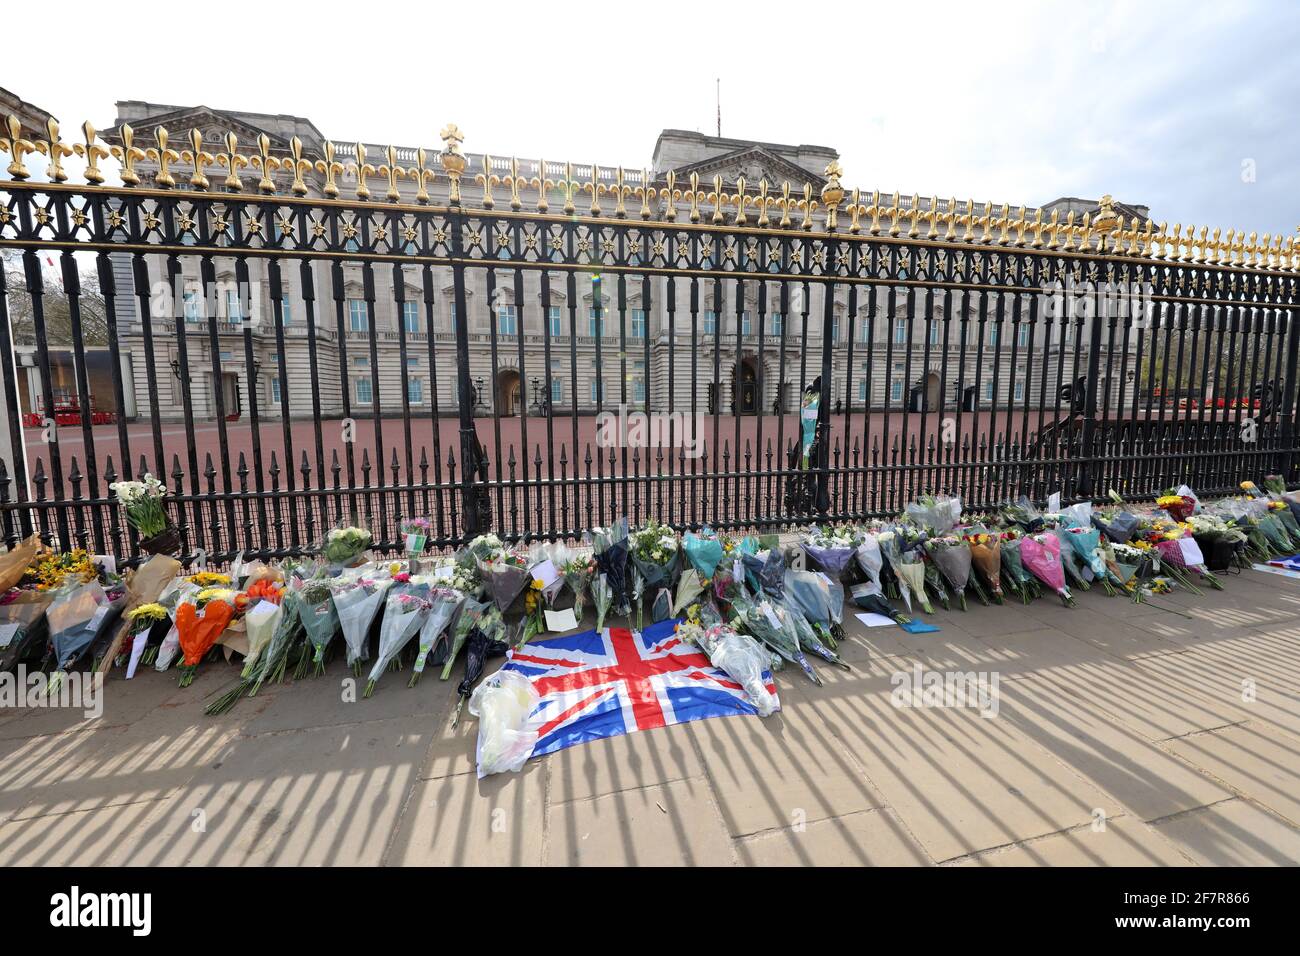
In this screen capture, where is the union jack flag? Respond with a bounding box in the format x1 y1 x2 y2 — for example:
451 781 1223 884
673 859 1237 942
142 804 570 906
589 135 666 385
502 619 778 758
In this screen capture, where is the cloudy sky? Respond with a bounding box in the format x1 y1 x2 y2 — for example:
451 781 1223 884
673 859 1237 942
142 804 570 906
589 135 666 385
6 0 1298 237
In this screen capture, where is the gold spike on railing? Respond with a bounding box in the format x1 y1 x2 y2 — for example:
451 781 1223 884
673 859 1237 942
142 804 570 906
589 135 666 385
530 159 554 213
609 165 630 218
217 132 247 191
905 193 921 238
776 182 794 229
847 188 862 234
686 172 702 224
799 183 816 230
286 136 311 197
635 168 654 220
559 162 578 215
146 127 180 188
1 115 35 180
182 129 215 190
733 176 751 226
438 123 466 205
865 192 881 237
583 163 605 215
960 199 976 243
504 157 524 211
475 154 498 209
409 147 434 204
350 143 375 201
707 174 726 225
661 170 678 222
820 160 843 230
885 191 901 237
110 124 146 186
380 146 403 202
251 133 278 194
316 141 342 199
36 119 74 183
74 122 109 185
755 179 773 228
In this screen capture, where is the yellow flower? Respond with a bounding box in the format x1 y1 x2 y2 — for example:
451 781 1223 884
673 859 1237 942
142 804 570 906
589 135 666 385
531 579 544 590
189 571 231 587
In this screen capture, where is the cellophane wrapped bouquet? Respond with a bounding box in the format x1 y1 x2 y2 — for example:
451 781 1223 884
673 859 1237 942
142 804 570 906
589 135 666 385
676 611 779 717
365 591 431 696
628 519 681 626
319 523 373 571
330 571 392 674
801 524 859 578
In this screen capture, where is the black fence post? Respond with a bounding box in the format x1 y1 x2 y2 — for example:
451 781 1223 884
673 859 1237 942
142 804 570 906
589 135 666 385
1277 307 1300 483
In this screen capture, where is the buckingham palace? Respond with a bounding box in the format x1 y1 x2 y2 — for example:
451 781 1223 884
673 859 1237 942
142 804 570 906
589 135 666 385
89 99 1150 425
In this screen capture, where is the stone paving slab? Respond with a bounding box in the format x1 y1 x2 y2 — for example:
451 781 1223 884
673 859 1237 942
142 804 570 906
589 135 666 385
1 571 1300 866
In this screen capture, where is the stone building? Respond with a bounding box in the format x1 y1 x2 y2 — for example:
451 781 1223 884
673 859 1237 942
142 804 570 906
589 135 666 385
95 100 1148 425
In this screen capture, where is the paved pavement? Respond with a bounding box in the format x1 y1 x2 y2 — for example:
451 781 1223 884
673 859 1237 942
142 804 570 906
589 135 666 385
2 569 1299 866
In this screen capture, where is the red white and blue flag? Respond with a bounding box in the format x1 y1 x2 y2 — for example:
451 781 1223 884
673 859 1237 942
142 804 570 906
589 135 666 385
502 619 778 758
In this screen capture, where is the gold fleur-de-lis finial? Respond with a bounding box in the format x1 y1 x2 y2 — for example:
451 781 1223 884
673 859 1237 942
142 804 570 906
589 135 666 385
634 168 654 220
906 193 922 238
867 190 883 235
505 157 524 211
733 176 752 226
409 147 435 204
0 115 36 180
820 159 844 230
145 126 181 188
35 119 74 183
661 169 679 222
943 197 959 240
217 131 247 191
250 133 279 194
475 154 500 209
610 166 632 218
529 158 555 213
707 174 726 225
777 181 794 228
286 136 312 196
181 129 215 190
559 162 579 215
755 179 773 228
886 191 902 236
799 182 817 230
73 121 110 185
350 142 376 201
380 146 404 202
438 123 467 205
316 141 344 198
583 162 606 215
687 172 702 223
110 124 147 186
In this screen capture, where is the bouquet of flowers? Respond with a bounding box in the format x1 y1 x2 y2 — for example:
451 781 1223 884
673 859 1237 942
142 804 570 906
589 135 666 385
905 494 962 535
175 589 238 686
801 524 859 577
320 523 373 569
676 617 779 717
741 547 786 599
292 577 338 675
878 529 931 614
672 567 707 615
1063 525 1111 594
728 587 820 685
400 516 432 571
1156 493 1197 523
590 519 632 615
453 624 511 727
331 573 392 674
45 580 123 690
1185 513 1248 570
628 520 681 623
849 587 912 625
440 596 494 680
778 600 849 670
592 572 615 630
783 569 846 650
122 602 168 679
239 596 284 678
477 547 532 613
251 590 305 690
925 535 978 610
964 531 1003 603
409 585 465 686
1051 526 1093 591
1153 534 1221 591
468 669 541 777
682 527 725 580
1266 499 1300 546
1092 509 1139 544
1003 497 1046 533
998 531 1037 603
559 552 597 622
365 592 431 696
1020 533 1074 606
22 547 98 593
109 473 175 553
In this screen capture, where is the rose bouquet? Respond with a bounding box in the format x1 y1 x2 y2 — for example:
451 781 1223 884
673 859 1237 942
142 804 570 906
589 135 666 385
365 592 431 697
801 524 859 578
331 573 392 675
997 532 1038 603
1020 533 1074 606
409 585 465 686
676 618 779 717
1156 493 1197 523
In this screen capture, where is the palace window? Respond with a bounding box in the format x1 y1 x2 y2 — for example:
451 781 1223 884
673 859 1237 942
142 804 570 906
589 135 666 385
1017 323 1030 347
226 290 243 324
183 290 201 323
270 377 281 404
770 312 783 336
588 307 603 338
280 295 292 325
408 378 423 403
890 362 904 402
355 377 372 404
741 311 752 336
894 316 907 344
497 304 518 335
548 306 563 337
348 298 368 333
703 311 718 335
402 301 420 334
631 309 647 339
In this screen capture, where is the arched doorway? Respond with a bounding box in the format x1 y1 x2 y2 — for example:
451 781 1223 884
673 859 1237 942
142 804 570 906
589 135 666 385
925 371 941 410
495 369 521 416
731 359 758 414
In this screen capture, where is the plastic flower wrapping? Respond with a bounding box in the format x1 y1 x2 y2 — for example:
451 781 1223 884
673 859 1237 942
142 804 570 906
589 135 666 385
877 530 931 614
676 618 779 717
727 585 820 685
1019 533 1074 606
589 518 632 614
409 586 465 685
469 670 540 778
853 532 885 596
801 524 859 577
330 573 392 671
924 536 974 610
476 548 532 613
628 519 681 594
320 524 373 568
905 494 962 535
365 592 431 696
682 527 724 580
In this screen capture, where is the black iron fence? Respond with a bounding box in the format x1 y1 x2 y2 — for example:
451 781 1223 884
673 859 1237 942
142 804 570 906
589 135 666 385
1 115 1298 562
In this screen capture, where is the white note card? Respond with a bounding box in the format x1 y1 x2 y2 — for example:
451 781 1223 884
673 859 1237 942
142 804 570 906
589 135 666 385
855 612 895 628
544 608 579 633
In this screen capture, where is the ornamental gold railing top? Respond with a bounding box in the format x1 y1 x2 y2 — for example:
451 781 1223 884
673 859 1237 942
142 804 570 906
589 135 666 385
1 113 1297 272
